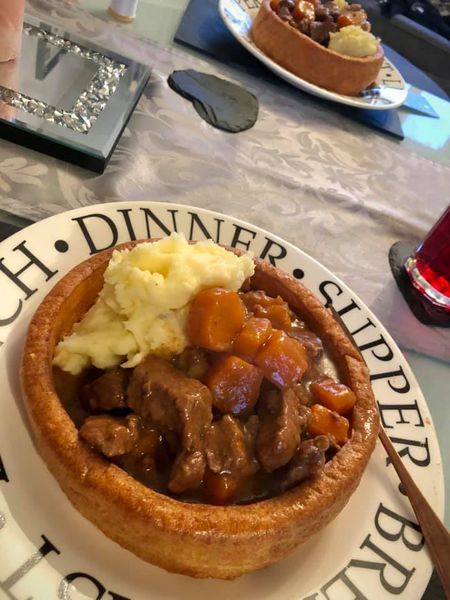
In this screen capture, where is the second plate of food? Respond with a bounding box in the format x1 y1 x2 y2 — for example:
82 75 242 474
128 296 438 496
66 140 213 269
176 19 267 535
219 0 407 109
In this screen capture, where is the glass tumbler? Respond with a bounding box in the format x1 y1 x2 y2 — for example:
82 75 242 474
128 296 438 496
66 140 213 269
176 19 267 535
0 0 25 62
405 205 450 311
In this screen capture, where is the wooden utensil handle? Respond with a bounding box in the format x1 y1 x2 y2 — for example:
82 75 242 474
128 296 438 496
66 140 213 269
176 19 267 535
378 427 450 596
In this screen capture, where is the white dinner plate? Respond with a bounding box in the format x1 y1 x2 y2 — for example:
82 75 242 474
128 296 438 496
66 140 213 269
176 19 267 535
0 201 443 600
219 0 408 110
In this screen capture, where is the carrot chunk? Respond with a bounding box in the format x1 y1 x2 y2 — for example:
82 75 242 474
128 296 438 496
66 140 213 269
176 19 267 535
254 329 308 388
205 355 263 416
310 377 357 415
203 469 240 505
233 317 273 362
257 304 292 330
293 0 315 22
187 288 246 352
308 404 349 445
337 13 354 28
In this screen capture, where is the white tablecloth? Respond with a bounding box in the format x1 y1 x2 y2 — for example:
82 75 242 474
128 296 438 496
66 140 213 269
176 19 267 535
1 0 449 361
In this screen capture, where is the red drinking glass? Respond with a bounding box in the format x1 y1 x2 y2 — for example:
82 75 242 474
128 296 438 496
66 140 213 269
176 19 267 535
405 205 450 311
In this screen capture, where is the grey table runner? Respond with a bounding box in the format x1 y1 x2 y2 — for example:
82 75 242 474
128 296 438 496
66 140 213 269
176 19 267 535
0 0 448 362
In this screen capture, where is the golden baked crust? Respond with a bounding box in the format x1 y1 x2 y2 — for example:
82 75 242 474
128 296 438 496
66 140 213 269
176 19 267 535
21 241 379 579
251 0 384 96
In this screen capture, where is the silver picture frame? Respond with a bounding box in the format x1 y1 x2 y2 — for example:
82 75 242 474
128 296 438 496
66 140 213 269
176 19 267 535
0 15 151 172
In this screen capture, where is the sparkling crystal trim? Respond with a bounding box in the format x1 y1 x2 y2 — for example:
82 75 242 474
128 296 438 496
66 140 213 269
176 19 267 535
0 25 127 134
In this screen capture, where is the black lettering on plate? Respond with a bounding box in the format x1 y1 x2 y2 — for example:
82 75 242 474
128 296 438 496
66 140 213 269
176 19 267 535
318 280 344 307
387 436 430 467
370 365 411 394
58 573 130 600
320 566 367 599
72 214 118 255
351 534 415 594
351 317 376 337
259 238 287 266
140 208 179 238
359 334 394 362
0 242 58 326
230 224 257 251
374 503 424 551
59 573 106 600
0 454 9 482
187 212 224 243
117 209 137 241
0 535 60 598
0 300 21 327
337 298 361 318
378 400 424 429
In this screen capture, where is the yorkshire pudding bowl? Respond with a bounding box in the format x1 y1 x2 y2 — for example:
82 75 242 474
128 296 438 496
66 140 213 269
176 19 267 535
251 0 384 96
21 241 379 580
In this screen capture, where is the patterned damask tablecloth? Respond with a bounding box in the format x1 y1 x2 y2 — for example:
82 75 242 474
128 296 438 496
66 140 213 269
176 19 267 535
1 0 449 361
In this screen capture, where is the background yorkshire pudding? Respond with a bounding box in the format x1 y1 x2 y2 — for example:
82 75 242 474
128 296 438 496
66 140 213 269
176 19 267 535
251 0 384 96
21 240 379 580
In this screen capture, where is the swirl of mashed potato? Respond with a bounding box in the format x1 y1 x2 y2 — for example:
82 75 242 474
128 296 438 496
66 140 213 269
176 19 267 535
328 25 379 57
53 234 255 375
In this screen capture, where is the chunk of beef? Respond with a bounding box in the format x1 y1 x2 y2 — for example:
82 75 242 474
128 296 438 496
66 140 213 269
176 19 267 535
257 387 309 472
170 451 206 493
205 415 259 477
122 428 161 470
279 6 294 20
82 368 129 413
80 414 140 457
309 19 337 45
281 435 330 490
277 0 296 22
279 0 295 8
297 19 311 34
127 356 212 493
323 1 341 20
290 382 313 406
243 414 259 448
288 327 323 360
172 347 209 380
243 414 260 474
315 4 330 20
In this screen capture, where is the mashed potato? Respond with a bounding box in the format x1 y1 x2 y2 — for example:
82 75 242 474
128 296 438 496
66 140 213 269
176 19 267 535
333 0 349 12
328 25 379 57
53 234 255 375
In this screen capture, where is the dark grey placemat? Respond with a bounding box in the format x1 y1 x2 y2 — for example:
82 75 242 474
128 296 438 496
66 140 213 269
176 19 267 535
174 0 405 138
0 214 33 241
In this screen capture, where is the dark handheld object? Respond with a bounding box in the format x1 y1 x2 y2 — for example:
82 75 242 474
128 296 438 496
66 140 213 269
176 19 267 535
168 69 259 133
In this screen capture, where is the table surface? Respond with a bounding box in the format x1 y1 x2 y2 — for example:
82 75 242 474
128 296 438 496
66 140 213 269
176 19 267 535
49 0 450 525
0 1 448 597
